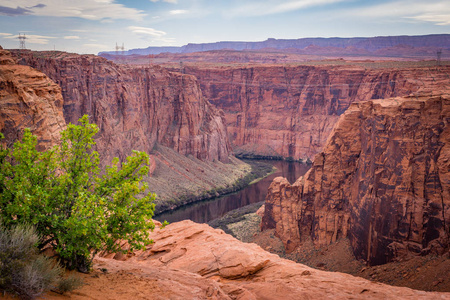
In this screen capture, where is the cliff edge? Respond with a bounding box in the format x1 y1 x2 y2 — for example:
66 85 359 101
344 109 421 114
43 221 449 299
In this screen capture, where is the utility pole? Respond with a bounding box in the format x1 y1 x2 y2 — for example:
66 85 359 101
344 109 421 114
437 49 442 66
179 61 184 74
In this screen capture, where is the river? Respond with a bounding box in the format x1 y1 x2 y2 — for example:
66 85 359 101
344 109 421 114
154 160 310 224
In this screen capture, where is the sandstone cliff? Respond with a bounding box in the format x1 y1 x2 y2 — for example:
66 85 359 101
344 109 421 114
183 64 450 161
11 50 247 211
262 94 450 265
48 220 449 299
15 51 230 164
0 48 65 150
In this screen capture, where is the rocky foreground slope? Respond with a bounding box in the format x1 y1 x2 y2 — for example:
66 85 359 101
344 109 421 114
262 94 450 265
44 221 449 299
183 63 450 161
7 49 252 211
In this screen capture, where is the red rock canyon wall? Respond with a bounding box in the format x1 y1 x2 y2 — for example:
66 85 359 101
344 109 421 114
183 64 450 160
0 48 66 150
262 94 450 265
14 51 231 166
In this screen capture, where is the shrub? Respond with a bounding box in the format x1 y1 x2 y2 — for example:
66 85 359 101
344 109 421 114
0 115 156 272
0 223 81 299
55 274 83 294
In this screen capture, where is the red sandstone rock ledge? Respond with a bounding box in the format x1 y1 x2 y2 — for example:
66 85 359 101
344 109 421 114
43 221 449 299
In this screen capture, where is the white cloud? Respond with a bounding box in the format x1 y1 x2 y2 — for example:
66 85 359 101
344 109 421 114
169 9 188 15
128 26 166 38
347 0 450 26
64 35 80 39
0 33 13 36
127 25 176 45
0 0 146 21
4 34 56 45
150 0 178 3
226 0 348 17
408 14 450 25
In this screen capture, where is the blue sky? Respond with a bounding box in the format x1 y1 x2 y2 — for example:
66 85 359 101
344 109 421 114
0 0 449 54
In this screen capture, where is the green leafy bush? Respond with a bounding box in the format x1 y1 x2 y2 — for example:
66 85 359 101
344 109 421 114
0 115 156 272
0 223 82 299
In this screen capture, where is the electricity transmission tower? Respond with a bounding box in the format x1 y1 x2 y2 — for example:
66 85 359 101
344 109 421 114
115 42 125 63
18 33 26 49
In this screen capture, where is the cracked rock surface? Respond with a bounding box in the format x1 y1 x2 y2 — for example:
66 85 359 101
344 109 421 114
88 220 449 299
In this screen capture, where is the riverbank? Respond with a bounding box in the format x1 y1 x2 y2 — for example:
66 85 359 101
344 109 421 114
155 160 310 223
208 201 264 236
235 151 313 164
152 150 274 214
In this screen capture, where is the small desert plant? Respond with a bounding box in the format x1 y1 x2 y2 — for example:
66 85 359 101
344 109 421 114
55 274 83 294
0 223 82 299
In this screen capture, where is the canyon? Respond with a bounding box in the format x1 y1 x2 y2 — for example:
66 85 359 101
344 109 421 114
179 62 450 161
2 43 450 296
261 93 450 265
8 49 252 212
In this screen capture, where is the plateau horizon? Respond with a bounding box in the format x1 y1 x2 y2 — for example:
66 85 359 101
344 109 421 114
0 0 449 54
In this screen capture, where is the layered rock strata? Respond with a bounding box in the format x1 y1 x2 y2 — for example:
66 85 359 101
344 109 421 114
0 47 65 150
86 220 449 299
262 94 450 265
183 64 450 160
15 51 231 165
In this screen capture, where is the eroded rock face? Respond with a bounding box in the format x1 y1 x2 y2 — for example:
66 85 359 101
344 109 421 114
0 48 65 150
183 65 450 160
14 51 231 165
262 95 450 265
94 220 449 299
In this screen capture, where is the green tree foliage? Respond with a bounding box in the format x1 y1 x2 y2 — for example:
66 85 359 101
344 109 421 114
0 115 156 272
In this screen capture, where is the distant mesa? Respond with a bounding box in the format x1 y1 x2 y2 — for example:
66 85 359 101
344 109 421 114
99 34 450 57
